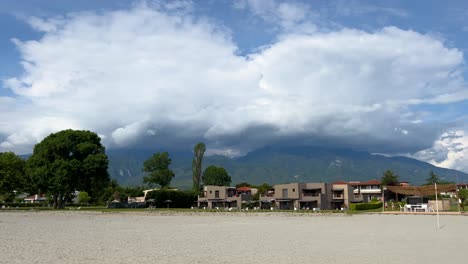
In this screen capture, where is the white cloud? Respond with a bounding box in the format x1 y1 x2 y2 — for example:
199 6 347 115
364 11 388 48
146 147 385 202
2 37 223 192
412 130 468 172
1 4 468 174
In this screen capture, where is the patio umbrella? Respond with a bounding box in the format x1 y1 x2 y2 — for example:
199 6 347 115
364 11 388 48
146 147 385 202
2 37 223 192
164 200 173 208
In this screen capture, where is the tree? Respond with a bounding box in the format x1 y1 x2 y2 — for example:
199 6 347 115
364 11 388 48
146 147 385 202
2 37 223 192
202 165 231 186
143 152 174 189
381 170 399 186
192 142 206 193
78 191 91 204
425 171 441 185
459 189 468 212
26 129 110 208
0 152 26 202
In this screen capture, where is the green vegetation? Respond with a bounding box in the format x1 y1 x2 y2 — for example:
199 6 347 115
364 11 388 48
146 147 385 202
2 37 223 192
192 142 206 193
202 165 231 186
381 169 399 186
78 191 91 204
459 189 468 211
26 129 110 208
143 152 174 189
0 152 26 202
349 202 383 211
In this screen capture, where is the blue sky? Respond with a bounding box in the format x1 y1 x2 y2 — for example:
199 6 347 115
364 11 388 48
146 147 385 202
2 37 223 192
1 0 468 172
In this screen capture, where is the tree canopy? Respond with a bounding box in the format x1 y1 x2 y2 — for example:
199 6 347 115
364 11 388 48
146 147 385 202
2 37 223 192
202 165 231 186
0 152 26 202
192 142 206 193
143 152 174 189
26 129 110 208
381 169 399 186
424 171 441 185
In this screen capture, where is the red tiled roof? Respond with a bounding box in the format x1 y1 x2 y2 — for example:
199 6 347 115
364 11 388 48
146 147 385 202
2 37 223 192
333 180 348 185
237 186 251 191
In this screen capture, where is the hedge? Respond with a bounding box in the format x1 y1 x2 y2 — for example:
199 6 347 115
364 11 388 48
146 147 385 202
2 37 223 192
0 203 46 208
350 202 383 210
145 190 197 208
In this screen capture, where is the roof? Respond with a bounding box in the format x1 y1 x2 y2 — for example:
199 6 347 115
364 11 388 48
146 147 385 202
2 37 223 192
386 184 457 196
349 180 381 186
333 181 348 185
236 186 251 191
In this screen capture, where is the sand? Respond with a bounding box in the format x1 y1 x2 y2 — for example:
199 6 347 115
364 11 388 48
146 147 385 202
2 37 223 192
0 211 466 264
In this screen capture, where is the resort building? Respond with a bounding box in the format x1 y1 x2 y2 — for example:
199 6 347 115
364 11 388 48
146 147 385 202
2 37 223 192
197 185 254 209
259 183 332 210
348 180 382 202
331 181 357 209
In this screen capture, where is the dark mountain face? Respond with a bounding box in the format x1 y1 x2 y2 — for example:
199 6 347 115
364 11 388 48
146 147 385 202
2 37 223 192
106 146 468 189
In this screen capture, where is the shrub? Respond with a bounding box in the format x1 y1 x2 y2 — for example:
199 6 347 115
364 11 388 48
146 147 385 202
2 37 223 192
350 202 383 210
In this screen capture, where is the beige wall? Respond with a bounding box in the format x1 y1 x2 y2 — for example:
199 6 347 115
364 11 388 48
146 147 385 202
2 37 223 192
274 183 300 199
428 199 451 211
204 186 227 200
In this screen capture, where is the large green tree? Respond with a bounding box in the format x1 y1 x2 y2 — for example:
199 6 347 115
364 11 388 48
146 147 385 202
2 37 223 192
192 142 206 193
26 129 110 208
143 152 174 189
381 170 399 186
0 152 26 202
202 165 231 186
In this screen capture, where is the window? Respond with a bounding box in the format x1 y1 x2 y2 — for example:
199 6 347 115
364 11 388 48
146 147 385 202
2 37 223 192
215 191 219 198
292 188 295 192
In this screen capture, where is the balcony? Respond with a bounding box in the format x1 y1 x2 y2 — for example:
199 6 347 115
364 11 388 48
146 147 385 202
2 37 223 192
332 194 344 199
353 189 381 194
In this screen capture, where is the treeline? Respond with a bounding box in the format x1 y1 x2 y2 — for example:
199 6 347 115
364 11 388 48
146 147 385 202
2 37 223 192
0 129 242 209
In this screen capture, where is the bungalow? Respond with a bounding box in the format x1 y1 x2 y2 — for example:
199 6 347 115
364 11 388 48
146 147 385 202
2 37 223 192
24 194 47 203
265 182 331 210
197 185 254 209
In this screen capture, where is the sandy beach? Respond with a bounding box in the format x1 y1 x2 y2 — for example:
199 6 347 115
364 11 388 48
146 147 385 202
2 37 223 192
0 211 466 264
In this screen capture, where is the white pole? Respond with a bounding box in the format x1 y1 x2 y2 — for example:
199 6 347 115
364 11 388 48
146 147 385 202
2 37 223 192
435 183 440 229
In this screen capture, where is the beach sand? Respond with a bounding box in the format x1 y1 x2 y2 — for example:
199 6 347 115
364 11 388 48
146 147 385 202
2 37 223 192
0 211 466 264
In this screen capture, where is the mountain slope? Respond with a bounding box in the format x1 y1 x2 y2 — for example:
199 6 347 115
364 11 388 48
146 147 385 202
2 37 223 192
107 146 468 189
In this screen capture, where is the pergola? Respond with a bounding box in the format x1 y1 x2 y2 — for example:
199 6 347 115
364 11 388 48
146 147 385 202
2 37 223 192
386 184 457 196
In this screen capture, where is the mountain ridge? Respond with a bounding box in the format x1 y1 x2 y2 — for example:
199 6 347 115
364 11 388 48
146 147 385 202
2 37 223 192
107 145 468 189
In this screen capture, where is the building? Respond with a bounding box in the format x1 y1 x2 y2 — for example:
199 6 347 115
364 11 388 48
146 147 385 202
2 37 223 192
348 180 382 202
197 185 253 209
331 181 358 210
24 194 47 203
259 183 331 210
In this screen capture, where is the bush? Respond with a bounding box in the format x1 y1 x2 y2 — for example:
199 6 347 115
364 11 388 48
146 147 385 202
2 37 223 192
145 190 197 208
350 202 383 210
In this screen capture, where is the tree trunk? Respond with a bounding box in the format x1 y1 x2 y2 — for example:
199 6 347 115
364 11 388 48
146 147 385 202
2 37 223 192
53 194 58 209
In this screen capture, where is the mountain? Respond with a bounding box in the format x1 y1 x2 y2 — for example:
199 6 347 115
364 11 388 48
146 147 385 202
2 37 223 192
107 146 468 189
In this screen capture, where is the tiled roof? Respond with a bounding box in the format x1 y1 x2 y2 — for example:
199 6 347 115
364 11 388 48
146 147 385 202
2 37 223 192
237 186 251 191
332 180 348 185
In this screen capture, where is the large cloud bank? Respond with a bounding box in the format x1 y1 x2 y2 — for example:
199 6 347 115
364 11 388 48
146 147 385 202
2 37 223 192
2 4 468 171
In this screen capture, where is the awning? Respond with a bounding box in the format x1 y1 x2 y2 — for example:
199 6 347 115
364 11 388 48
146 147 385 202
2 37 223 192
276 199 293 202
332 188 344 191
386 184 456 196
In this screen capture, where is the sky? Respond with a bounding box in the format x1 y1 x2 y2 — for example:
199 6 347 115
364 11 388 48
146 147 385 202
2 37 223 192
1 0 468 172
